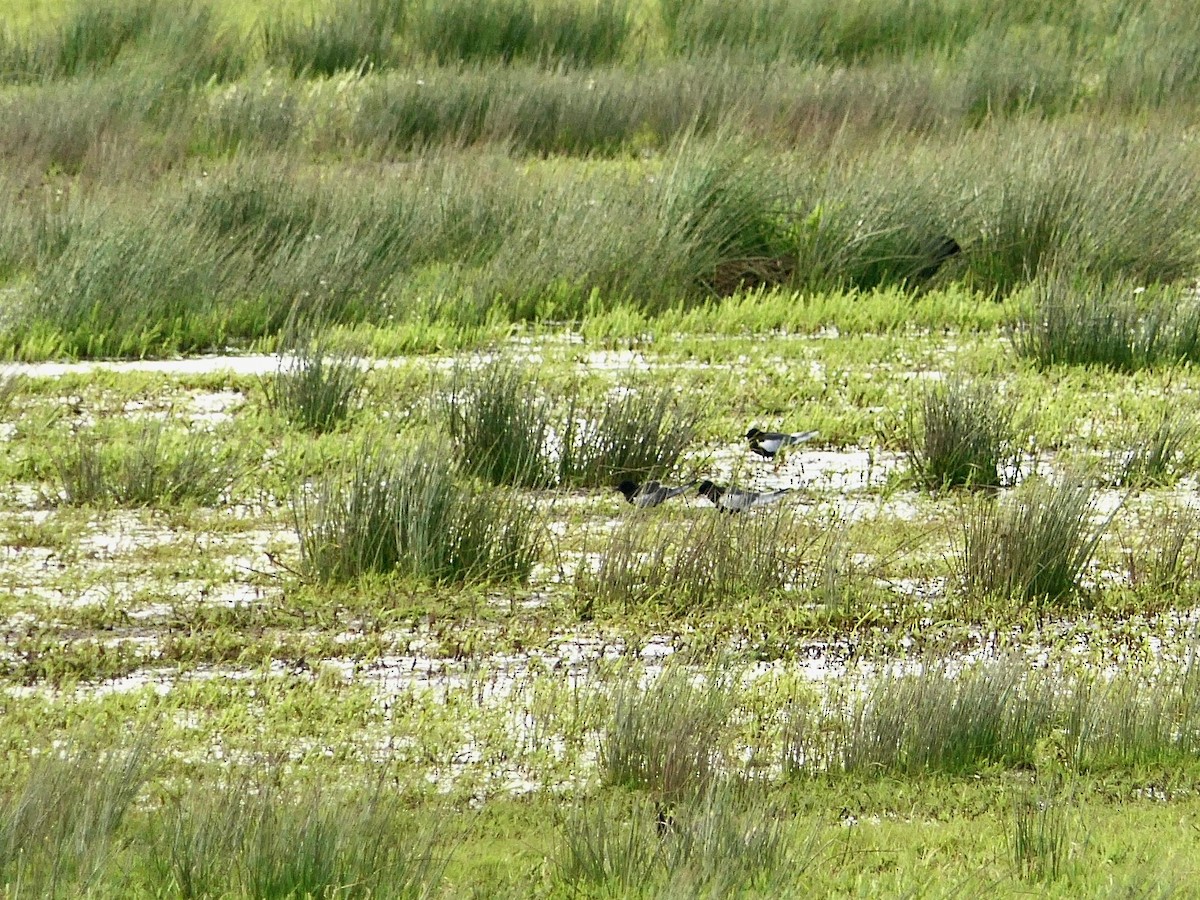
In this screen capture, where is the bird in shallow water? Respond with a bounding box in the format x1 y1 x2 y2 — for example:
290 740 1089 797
745 427 819 460
615 479 696 509
697 479 792 512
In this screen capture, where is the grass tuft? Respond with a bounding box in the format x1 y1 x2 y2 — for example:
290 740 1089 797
444 357 555 488
0 733 156 894
48 423 239 507
554 794 661 896
955 475 1111 605
575 505 807 616
153 770 452 899
1013 273 1200 371
601 665 732 800
558 383 701 488
295 437 543 584
1109 410 1200 488
265 338 367 433
262 0 405 77
819 656 1054 776
1121 506 1200 597
904 376 1019 490
0 369 23 418
414 0 630 68
1010 779 1073 883
556 783 809 897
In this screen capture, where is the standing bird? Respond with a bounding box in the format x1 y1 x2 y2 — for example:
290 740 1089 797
615 479 695 509
745 427 818 461
697 480 792 512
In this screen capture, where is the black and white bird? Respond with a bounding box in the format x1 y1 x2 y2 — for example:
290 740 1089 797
745 427 818 460
697 480 792 512
615 479 695 509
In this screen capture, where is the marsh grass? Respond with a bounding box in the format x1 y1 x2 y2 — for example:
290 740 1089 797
413 0 631 67
601 665 733 801
1077 661 1200 771
153 770 452 899
554 794 661 897
904 377 1019 490
48 422 238 507
575 505 807 616
265 338 367 433
7 123 1200 359
446 360 699 489
0 370 22 418
556 783 809 897
0 71 179 182
0 734 155 895
262 0 405 77
805 515 896 617
295 437 543 584
1013 274 1200 371
1108 410 1200 488
815 657 1056 776
1121 506 1200 597
955 476 1111 605
660 782 803 896
963 130 1200 295
558 384 702 488
788 654 1200 780
0 0 246 86
51 1 157 78
656 145 788 296
659 0 1032 65
1010 780 1073 883
29 215 233 358
445 357 554 488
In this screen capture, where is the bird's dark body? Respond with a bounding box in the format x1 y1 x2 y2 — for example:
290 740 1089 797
615 479 694 508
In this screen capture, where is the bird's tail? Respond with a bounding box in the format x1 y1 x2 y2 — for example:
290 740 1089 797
788 430 819 444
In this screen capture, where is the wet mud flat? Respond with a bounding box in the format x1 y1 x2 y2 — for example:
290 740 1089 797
2 339 1200 794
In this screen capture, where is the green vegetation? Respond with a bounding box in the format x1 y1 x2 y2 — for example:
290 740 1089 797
445 357 701 488
264 338 367 433
1109 409 1200 488
601 665 732 799
557 382 702 487
4 0 1200 894
555 784 806 897
904 376 1020 489
1 0 1200 358
294 436 543 583
574 505 809 616
955 476 1111 606
445 357 556 488
1014 274 1200 371
46 422 240 507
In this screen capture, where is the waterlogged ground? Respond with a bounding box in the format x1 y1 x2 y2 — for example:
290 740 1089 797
4 323 1200 894
4 324 1200 805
